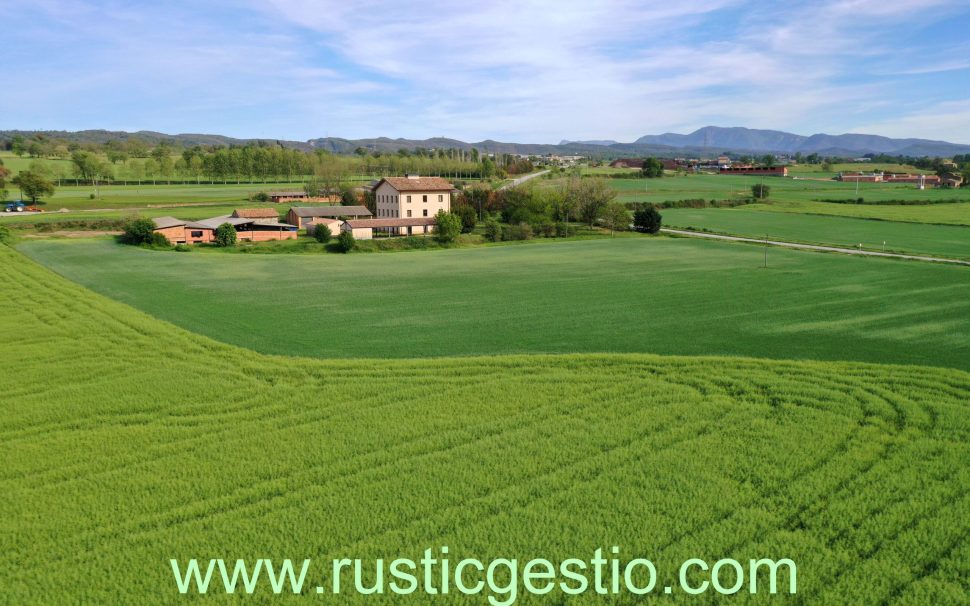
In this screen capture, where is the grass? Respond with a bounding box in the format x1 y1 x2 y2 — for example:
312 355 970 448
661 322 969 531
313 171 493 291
585 174 970 205
0 203 285 230
742 199 970 226
3 242 970 604
661 208 970 259
19 237 970 369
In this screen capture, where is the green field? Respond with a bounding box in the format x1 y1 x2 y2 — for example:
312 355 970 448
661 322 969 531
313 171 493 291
742 200 970 226
19 237 970 369
3 242 970 604
1 181 309 211
598 174 970 205
661 208 970 259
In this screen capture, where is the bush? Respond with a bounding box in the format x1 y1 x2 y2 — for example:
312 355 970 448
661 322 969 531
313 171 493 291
341 187 359 206
149 232 171 247
88 193 95 200
502 222 533 241
536 222 556 238
484 218 502 242
554 222 573 238
313 223 332 243
250 191 270 202
454 204 477 233
633 206 663 234
751 184 771 199
119 217 157 245
174 244 191 252
434 209 462 244
335 229 356 253
215 223 237 247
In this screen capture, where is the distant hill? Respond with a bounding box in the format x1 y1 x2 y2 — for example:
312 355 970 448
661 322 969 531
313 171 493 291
4 126 968 158
634 126 970 156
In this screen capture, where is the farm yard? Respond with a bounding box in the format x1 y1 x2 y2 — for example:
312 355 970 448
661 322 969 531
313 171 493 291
2 243 970 604
19 236 970 369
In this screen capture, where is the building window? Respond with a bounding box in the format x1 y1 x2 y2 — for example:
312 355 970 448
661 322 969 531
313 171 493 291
191 231 203 237
438 194 443 202
423 209 428 217
406 195 411 203
407 210 412 217
422 195 428 202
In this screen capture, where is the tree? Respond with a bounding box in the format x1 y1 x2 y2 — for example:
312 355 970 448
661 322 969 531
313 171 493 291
641 157 664 178
751 184 771 199
11 135 26 157
434 209 462 243
11 171 56 203
335 229 356 252
602 201 630 236
215 223 237 247
761 154 776 168
569 178 616 228
633 206 662 234
454 204 477 233
340 187 359 206
120 217 157 245
313 223 332 243
0 160 9 201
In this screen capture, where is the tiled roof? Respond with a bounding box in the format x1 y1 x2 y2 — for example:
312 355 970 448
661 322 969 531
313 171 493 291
345 217 437 228
289 206 372 218
377 176 455 192
232 208 279 219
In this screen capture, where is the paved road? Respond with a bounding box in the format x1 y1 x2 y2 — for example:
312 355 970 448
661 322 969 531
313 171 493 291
660 228 970 267
499 170 550 190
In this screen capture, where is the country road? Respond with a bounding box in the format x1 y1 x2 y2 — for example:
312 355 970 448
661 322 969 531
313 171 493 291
499 169 550 190
660 228 970 267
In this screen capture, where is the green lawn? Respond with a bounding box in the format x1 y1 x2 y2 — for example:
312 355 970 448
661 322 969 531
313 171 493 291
3 242 970 604
661 207 970 259
20 237 970 369
0 202 286 228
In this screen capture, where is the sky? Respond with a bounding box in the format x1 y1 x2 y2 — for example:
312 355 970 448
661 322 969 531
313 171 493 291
2 0 969 144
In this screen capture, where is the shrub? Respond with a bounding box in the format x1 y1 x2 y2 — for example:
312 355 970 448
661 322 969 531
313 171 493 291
633 206 662 234
149 232 171 247
313 223 332 243
434 210 462 244
250 191 270 202
554 222 573 238
502 222 533 241
341 187 359 206
536 221 556 238
751 184 771 199
89 193 95 200
455 204 477 233
335 229 356 253
484 218 502 242
174 244 191 252
120 217 156 245
215 223 237 247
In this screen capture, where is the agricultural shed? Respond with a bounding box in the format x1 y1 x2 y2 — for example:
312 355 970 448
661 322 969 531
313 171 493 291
287 206 373 228
342 217 437 240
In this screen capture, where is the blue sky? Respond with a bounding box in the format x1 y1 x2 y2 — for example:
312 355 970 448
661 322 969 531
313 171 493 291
2 0 969 143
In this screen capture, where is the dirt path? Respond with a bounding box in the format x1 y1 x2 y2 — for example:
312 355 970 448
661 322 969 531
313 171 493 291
660 228 970 266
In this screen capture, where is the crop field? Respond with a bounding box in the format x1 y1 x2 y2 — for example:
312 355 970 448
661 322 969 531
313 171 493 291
1 181 310 211
661 208 970 259
599 174 970 205
2 242 970 604
19 237 970 369
741 200 970 226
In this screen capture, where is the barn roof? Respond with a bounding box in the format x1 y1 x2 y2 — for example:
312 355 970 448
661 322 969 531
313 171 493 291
232 208 279 219
345 217 437 229
152 216 186 229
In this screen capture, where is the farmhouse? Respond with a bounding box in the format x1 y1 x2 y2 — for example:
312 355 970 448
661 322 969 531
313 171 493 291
342 217 438 240
373 176 453 235
286 205 373 229
152 217 214 245
718 166 788 176
884 174 941 186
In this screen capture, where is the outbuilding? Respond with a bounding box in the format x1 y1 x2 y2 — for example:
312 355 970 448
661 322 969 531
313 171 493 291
286 206 373 229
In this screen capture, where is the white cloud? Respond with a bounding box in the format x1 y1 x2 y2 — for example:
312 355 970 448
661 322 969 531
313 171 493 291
851 101 970 142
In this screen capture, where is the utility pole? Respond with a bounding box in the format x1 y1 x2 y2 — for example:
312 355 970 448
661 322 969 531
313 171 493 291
764 234 768 268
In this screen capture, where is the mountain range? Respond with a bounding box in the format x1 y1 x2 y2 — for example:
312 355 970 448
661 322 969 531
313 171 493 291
3 126 968 158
